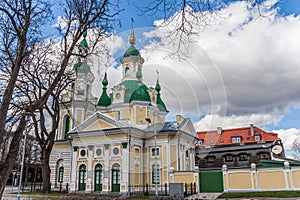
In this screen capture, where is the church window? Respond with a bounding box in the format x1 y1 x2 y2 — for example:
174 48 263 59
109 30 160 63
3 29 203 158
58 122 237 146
62 115 70 139
96 148 102 156
186 150 189 158
80 149 86 157
58 167 64 183
125 67 130 77
152 164 160 184
151 147 159 157
116 93 121 99
113 147 120 155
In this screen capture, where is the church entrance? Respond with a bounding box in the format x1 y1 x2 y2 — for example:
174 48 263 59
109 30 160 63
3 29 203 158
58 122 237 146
78 164 86 191
94 164 102 191
111 163 120 192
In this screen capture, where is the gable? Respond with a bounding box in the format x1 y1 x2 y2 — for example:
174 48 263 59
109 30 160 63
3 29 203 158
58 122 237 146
84 119 116 131
70 111 118 133
180 119 197 138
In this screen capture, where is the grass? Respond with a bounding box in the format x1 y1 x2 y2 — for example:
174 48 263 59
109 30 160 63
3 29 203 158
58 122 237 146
218 191 300 198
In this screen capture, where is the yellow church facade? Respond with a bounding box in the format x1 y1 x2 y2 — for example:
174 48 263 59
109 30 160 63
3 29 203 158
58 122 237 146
49 28 198 194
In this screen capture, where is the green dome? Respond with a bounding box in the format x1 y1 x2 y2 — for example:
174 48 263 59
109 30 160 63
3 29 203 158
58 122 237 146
75 60 91 74
130 83 151 102
97 88 111 107
115 80 150 103
124 44 140 57
97 72 111 107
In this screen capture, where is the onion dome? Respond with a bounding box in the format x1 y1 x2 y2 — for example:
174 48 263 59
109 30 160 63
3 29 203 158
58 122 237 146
80 30 88 48
129 82 151 102
155 79 168 112
97 72 111 107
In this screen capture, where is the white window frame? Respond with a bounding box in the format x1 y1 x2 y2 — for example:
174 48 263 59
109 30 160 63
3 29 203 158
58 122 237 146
231 137 241 143
151 147 160 158
112 146 120 157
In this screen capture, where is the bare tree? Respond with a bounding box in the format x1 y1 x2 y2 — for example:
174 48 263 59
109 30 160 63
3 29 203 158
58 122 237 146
292 137 300 160
136 0 273 59
0 0 121 196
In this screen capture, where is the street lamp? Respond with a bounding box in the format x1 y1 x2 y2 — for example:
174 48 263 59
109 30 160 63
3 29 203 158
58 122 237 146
145 114 158 197
17 113 32 200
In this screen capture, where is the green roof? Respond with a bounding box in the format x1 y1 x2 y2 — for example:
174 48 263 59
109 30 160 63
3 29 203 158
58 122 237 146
116 80 150 103
124 44 140 57
80 38 88 48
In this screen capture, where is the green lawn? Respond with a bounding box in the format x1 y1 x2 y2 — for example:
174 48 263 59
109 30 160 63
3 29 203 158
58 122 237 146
219 191 300 198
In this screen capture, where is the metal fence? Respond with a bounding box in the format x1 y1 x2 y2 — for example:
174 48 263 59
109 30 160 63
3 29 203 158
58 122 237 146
129 182 197 196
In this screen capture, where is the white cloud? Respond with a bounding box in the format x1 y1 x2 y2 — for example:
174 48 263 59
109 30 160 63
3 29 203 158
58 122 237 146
272 128 300 150
194 113 282 131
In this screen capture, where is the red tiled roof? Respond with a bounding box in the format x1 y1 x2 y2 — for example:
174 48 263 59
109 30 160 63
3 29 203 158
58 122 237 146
196 126 280 147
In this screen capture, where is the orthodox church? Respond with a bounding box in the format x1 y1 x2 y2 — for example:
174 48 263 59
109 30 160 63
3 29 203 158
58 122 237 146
49 26 198 194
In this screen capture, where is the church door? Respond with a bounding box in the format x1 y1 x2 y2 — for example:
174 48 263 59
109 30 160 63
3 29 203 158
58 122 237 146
78 164 86 191
94 164 102 191
111 163 120 192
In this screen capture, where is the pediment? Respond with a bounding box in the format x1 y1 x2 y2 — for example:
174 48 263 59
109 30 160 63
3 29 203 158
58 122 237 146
70 111 118 132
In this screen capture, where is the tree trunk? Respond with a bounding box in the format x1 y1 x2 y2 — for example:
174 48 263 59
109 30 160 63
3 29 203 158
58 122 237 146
0 120 26 198
41 155 51 193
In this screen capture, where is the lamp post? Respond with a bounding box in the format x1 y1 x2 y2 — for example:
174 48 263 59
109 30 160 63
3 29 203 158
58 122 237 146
146 113 158 197
17 126 27 200
17 113 31 200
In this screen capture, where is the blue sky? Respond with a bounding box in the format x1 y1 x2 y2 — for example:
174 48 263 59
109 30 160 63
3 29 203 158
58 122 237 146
51 0 300 154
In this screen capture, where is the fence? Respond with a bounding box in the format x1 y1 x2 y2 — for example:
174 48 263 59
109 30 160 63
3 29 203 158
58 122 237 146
223 162 300 192
129 183 197 196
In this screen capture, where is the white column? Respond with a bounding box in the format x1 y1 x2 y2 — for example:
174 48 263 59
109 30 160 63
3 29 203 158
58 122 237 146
85 145 94 193
102 144 110 194
121 143 129 194
70 147 78 192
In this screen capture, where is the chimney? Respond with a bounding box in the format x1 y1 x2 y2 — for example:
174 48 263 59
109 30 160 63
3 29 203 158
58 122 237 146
176 115 184 123
217 127 222 135
250 124 254 136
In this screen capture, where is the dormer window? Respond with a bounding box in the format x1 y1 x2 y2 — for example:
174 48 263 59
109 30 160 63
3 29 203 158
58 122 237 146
254 135 261 141
232 137 241 143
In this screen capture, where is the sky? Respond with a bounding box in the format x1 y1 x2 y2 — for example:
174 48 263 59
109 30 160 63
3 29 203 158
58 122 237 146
53 0 300 156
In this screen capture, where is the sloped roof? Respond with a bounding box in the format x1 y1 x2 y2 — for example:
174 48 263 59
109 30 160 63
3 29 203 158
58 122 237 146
197 126 280 147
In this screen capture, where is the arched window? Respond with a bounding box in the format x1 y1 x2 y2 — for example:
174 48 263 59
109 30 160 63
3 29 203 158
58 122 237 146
94 164 102 191
78 164 86 191
111 163 120 192
125 67 130 77
62 115 70 139
58 167 64 183
152 164 160 184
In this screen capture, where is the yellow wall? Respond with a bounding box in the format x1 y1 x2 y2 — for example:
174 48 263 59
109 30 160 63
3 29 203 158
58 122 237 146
228 172 252 189
170 146 177 170
293 170 300 188
258 171 286 189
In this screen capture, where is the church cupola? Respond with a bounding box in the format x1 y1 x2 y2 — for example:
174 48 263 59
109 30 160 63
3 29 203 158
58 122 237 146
97 72 112 107
120 19 144 81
